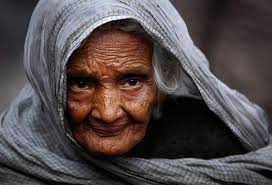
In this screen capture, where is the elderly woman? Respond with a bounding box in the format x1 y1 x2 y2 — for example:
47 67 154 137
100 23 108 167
1 0 272 184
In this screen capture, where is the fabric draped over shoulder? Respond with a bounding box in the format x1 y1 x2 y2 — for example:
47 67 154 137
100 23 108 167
0 0 272 184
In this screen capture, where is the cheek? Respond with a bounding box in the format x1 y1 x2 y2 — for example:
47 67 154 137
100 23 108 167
122 85 157 123
67 91 93 123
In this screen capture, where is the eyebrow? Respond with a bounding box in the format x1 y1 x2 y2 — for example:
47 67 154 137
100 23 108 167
119 64 150 74
67 68 93 77
67 63 151 78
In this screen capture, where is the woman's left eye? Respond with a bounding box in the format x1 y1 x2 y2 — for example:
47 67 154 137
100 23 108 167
122 77 142 88
127 79 140 86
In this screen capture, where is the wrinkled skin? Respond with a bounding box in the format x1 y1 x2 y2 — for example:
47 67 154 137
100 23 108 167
67 29 157 156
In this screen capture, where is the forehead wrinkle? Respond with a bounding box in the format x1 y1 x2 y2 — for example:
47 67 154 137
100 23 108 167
90 52 120 71
90 45 152 69
91 42 147 60
67 55 92 75
91 49 118 63
69 29 153 77
89 31 151 55
90 56 152 74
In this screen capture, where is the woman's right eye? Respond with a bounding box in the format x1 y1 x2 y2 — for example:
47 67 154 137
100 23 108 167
68 77 94 91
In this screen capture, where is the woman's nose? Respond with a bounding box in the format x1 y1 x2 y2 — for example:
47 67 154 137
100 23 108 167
91 90 124 124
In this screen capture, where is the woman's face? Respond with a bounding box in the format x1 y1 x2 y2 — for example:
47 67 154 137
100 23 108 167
67 28 157 156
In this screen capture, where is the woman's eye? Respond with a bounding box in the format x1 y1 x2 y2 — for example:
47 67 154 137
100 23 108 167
122 78 143 88
68 77 93 90
127 79 140 86
121 74 147 89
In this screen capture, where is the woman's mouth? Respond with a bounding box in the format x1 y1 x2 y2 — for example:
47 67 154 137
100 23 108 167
88 122 129 137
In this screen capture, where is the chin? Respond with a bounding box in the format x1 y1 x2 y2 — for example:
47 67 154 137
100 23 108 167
89 145 132 156
85 137 141 156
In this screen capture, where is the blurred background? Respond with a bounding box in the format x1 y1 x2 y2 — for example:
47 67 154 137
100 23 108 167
0 0 272 122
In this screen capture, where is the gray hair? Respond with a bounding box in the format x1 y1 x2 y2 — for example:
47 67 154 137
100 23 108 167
94 19 182 95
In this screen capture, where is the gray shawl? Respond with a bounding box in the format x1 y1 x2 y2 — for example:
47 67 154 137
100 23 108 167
1 0 272 184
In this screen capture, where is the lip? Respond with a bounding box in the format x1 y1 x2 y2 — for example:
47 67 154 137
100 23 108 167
88 122 128 137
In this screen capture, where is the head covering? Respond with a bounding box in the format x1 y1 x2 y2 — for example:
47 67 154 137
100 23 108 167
1 0 272 184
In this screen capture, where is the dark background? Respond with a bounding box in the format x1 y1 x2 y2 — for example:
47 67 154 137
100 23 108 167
1 0 272 122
